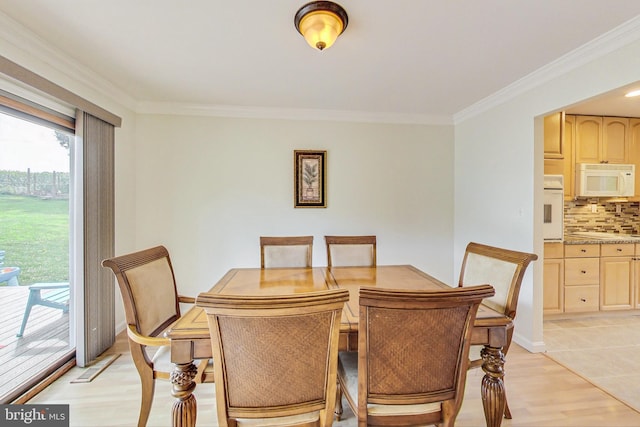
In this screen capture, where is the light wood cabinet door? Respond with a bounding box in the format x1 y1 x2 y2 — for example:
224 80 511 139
575 116 602 164
544 258 564 314
564 285 599 313
564 114 575 199
600 256 634 310
602 117 629 164
629 118 640 200
544 112 563 159
565 258 599 285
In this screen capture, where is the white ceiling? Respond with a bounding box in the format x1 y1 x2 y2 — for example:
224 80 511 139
2 1 640 121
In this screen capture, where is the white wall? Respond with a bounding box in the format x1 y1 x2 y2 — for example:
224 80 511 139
134 115 455 298
454 38 640 352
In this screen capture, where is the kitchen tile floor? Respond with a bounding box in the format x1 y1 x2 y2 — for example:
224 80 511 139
544 313 640 412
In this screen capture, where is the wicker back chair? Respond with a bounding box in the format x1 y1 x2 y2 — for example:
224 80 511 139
324 235 376 267
458 241 538 419
197 289 349 427
337 285 494 426
102 245 213 427
260 235 314 268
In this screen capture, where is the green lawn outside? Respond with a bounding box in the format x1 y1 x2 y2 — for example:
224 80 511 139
0 194 69 286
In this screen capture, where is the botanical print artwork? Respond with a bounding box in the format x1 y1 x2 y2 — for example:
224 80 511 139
301 158 319 201
294 150 326 208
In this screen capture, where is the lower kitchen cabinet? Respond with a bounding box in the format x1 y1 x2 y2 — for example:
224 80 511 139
543 242 564 314
564 285 600 312
600 243 635 310
564 244 599 313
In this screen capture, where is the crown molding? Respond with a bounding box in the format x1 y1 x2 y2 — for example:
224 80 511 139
0 10 137 112
453 15 640 124
136 101 453 125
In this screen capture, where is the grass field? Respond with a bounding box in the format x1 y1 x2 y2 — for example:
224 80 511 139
0 194 69 286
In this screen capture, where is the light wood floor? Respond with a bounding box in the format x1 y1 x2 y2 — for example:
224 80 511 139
29 332 640 427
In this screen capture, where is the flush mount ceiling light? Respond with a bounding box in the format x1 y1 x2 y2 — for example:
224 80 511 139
294 1 348 51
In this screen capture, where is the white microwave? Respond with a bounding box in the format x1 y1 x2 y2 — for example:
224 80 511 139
576 163 635 197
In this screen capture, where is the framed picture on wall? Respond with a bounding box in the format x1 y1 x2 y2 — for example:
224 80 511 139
294 150 326 208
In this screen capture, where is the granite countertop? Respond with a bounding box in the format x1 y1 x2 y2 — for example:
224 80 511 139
563 232 640 245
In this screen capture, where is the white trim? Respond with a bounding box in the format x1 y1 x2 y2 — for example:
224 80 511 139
136 101 453 125
454 16 640 124
513 331 546 354
71 121 85 367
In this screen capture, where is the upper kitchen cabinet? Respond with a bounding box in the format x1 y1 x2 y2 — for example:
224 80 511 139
629 118 640 201
544 113 574 200
575 116 630 164
544 112 563 158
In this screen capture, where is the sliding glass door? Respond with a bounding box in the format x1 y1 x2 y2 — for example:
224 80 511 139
0 110 74 402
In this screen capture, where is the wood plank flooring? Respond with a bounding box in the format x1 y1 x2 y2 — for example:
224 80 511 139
28 331 640 427
0 286 71 401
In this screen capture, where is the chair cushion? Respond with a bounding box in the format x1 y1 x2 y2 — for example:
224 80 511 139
338 351 441 417
125 257 178 336
462 252 518 314
263 245 310 268
330 244 374 267
235 411 320 426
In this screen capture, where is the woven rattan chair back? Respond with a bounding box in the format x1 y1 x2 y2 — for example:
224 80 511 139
260 236 314 268
102 245 213 427
197 289 349 427
324 235 376 267
337 285 494 427
457 241 537 419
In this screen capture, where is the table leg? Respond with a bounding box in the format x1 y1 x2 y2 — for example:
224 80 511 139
480 345 506 427
171 362 198 427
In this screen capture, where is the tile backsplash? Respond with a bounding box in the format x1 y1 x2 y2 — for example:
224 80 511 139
564 199 640 234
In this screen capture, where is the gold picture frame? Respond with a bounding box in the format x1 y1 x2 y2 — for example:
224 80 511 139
294 150 326 208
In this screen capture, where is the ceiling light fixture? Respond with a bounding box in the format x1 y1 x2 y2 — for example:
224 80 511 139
294 1 348 51
625 89 640 97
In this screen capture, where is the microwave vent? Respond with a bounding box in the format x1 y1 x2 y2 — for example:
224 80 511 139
580 163 634 172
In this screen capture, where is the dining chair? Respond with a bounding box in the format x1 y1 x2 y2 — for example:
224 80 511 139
337 284 495 426
260 235 314 268
196 288 349 427
457 241 538 419
102 245 214 427
324 235 376 267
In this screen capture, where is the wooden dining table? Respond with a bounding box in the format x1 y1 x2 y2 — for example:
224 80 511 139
167 265 512 427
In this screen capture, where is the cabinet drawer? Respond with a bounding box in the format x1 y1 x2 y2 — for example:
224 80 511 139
600 243 635 257
544 242 564 259
564 258 599 285
564 244 600 258
564 285 599 313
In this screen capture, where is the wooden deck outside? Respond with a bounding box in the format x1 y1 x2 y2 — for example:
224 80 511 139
0 285 72 401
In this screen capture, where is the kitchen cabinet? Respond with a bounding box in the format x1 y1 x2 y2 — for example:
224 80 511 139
543 242 564 314
543 113 574 199
600 243 634 310
564 244 599 313
575 115 629 164
544 112 563 159
629 118 640 200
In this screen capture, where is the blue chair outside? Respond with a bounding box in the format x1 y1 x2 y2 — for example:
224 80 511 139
16 282 70 337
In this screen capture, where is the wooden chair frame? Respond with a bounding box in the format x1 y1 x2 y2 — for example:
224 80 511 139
457 241 538 419
337 285 495 426
197 289 349 427
102 245 213 427
260 235 314 268
324 235 376 268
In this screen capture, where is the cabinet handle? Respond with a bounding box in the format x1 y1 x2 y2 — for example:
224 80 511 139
581 270 587 274
617 248 623 252
581 298 587 302
581 249 586 253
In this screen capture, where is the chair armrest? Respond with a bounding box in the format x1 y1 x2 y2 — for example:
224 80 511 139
178 295 196 304
127 325 170 347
